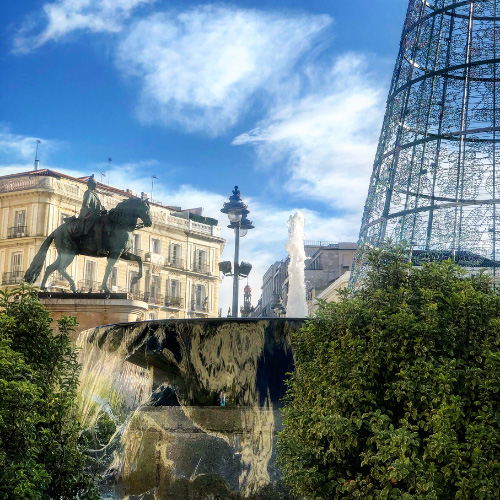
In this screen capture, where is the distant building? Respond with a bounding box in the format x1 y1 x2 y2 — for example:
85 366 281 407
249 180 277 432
258 241 357 317
308 271 350 315
0 169 225 331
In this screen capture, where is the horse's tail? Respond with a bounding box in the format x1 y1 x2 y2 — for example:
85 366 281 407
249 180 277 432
24 231 56 284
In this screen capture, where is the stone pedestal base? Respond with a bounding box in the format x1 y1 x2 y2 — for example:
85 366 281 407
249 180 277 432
38 292 148 338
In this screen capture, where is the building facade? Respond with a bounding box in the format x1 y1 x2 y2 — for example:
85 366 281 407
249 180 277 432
259 241 357 317
0 169 225 325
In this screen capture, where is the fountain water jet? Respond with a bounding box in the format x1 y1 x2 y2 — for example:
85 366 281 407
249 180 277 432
285 211 308 317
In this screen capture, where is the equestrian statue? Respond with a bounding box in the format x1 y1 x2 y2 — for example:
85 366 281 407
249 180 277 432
24 175 152 294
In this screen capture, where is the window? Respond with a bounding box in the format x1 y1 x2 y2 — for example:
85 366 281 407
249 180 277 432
310 256 322 270
150 275 161 298
133 234 141 254
151 238 161 254
14 210 26 230
170 279 181 298
195 249 207 272
170 243 182 267
9 210 27 238
129 270 139 296
194 284 207 310
108 266 118 289
11 253 22 275
85 260 97 286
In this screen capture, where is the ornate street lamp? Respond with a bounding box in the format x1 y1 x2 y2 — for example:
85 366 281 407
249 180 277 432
221 186 254 317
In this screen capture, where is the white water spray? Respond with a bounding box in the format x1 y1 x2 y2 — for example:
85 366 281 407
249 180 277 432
285 211 308 317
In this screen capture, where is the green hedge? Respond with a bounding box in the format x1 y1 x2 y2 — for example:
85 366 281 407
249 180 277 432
279 245 500 499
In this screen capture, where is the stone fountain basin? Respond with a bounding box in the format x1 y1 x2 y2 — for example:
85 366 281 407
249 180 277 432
78 317 305 499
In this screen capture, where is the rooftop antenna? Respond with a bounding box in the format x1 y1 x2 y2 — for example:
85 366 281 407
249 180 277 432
151 175 158 203
108 158 112 185
34 140 41 170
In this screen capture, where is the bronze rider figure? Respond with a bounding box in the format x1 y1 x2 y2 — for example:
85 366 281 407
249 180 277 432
79 174 108 256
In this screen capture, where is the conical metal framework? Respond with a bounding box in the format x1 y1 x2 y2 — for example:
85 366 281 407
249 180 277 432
352 0 500 287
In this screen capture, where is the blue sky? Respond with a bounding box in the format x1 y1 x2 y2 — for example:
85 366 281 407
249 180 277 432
0 0 407 313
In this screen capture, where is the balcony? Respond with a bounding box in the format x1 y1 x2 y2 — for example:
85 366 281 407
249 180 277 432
2 271 24 285
189 301 210 313
165 257 184 270
192 261 210 274
78 279 101 292
7 226 28 238
164 295 184 308
49 272 69 288
144 293 164 306
129 289 144 301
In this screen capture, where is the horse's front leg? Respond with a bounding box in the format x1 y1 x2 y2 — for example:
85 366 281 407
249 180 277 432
101 251 122 296
121 252 143 288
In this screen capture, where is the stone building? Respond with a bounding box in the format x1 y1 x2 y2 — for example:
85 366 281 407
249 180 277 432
259 241 357 317
0 169 225 330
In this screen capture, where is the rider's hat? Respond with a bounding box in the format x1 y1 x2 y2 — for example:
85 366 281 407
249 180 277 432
87 174 96 187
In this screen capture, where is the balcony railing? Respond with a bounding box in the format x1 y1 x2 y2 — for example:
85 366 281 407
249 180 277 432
144 293 164 306
129 289 144 301
164 295 184 308
165 257 184 269
2 271 24 285
189 301 210 313
78 279 101 292
192 261 210 274
49 272 69 287
7 226 28 238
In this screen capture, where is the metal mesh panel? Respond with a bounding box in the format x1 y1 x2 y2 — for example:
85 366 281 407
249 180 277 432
352 0 500 287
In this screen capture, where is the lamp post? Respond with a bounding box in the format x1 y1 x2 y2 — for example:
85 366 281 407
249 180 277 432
221 186 254 317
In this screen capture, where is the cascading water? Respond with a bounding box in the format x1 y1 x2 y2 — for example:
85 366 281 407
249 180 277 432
76 318 304 499
285 211 308 317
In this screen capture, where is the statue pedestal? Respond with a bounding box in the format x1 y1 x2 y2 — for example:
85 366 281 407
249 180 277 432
38 292 147 338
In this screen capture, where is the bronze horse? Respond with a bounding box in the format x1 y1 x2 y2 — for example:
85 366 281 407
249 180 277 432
24 197 152 294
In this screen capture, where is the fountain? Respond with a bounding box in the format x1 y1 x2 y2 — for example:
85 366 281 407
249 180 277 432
77 317 304 499
285 211 308 318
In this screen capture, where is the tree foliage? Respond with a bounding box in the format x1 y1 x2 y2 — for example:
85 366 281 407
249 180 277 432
279 245 500 499
0 284 99 499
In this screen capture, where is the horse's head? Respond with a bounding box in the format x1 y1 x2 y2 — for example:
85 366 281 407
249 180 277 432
139 198 153 227
108 197 153 228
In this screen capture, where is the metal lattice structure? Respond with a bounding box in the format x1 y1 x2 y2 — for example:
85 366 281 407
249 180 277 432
352 0 500 287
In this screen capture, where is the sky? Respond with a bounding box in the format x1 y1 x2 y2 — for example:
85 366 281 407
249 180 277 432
0 0 408 315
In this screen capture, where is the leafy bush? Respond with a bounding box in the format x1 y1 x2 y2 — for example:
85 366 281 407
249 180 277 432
0 284 99 499
279 245 500 499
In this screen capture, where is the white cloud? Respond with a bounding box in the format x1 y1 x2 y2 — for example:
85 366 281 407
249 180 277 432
233 53 385 212
14 0 156 53
0 128 60 165
116 6 332 135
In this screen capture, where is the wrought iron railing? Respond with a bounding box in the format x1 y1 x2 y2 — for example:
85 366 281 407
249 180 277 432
189 301 210 313
145 293 164 306
49 272 69 287
165 257 184 269
129 289 144 301
164 295 184 308
192 261 210 274
78 279 100 292
2 271 24 285
7 226 28 238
